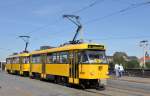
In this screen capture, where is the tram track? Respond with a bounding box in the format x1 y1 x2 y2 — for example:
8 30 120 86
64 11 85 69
122 79 150 84
84 89 113 96
84 86 146 96
84 84 150 96
83 78 150 96
107 85 150 96
111 78 150 84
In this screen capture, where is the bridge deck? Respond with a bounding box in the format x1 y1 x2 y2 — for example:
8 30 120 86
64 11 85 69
0 72 150 96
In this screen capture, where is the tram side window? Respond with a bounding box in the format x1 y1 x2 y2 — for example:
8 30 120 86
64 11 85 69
47 52 68 64
6 59 11 64
22 57 29 64
47 53 57 64
47 53 53 63
12 57 19 64
32 55 41 63
11 58 14 64
82 53 89 63
52 53 57 63
60 52 68 63
10 58 13 64
16 58 19 63
57 53 60 63
77 52 89 63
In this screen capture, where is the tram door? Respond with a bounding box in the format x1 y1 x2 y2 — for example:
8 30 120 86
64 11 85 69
41 54 46 78
19 57 23 75
10 58 13 73
69 51 79 84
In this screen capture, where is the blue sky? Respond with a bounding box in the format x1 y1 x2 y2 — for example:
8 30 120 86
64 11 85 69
0 0 150 61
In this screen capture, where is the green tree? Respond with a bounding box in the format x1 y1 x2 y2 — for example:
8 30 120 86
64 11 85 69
145 62 150 69
113 52 127 68
126 60 140 68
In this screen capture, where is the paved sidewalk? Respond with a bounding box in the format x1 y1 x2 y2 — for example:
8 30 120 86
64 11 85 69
111 76 150 84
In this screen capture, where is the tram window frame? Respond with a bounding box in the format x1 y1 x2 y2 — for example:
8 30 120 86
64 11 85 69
77 51 89 64
31 55 41 64
11 58 14 64
78 50 107 64
6 58 11 64
47 53 57 64
12 57 19 64
22 57 30 64
12 58 15 64
10 58 13 64
13 58 15 64
10 58 12 64
47 52 69 64
47 53 53 64
59 51 68 64
52 53 57 63
56 52 60 63
16 57 19 64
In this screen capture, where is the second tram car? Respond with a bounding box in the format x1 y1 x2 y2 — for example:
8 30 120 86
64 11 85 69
6 53 30 76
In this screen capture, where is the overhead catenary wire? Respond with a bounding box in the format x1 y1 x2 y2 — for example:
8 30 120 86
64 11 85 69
10 0 150 39
112 0 136 5
43 1 150 42
12 1 150 45
72 0 105 14
25 0 148 37
22 0 104 36
24 18 62 35
0 48 12 51
85 1 150 25
86 35 150 41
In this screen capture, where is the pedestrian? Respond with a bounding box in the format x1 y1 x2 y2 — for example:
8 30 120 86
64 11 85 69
114 63 119 77
119 64 124 77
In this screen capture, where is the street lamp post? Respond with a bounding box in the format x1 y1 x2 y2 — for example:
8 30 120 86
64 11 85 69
139 40 149 75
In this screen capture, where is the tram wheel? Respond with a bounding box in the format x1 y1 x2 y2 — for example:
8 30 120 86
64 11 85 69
96 85 105 90
80 84 85 90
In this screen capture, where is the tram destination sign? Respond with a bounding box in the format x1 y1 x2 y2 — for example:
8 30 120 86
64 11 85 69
88 45 104 49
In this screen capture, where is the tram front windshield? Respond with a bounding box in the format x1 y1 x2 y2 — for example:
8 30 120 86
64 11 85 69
81 50 107 64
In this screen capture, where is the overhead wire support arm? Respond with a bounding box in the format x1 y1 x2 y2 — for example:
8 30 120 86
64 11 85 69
63 15 83 44
19 35 30 52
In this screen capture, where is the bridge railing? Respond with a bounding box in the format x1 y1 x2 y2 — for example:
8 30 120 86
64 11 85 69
109 68 150 78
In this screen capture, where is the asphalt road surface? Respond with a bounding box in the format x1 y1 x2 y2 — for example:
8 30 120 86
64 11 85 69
0 72 150 96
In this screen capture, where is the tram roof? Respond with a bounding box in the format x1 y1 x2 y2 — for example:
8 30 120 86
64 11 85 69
7 53 29 58
30 43 105 55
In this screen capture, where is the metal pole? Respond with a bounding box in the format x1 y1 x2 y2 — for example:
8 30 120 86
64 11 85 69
140 40 149 75
143 48 146 68
0 62 3 71
143 47 145 74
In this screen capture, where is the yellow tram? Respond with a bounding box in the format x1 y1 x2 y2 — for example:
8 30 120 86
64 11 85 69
6 43 109 89
6 53 30 76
